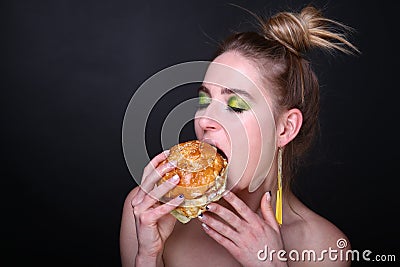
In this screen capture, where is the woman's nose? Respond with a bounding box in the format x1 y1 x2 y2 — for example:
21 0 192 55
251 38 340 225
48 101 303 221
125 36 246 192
197 115 221 131
195 99 225 132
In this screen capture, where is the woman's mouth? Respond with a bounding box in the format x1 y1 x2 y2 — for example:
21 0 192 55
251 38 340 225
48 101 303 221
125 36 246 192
215 146 228 162
200 138 228 162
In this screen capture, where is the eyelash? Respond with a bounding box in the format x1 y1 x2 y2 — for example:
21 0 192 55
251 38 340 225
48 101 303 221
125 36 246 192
197 103 245 113
227 106 245 113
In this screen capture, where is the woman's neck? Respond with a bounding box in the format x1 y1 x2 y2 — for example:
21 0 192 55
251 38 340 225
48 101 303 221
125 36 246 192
222 169 279 214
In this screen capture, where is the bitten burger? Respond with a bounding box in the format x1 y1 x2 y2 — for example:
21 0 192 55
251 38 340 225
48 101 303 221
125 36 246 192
158 140 228 223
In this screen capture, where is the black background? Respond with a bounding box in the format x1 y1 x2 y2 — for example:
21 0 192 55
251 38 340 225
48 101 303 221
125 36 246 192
3 0 399 266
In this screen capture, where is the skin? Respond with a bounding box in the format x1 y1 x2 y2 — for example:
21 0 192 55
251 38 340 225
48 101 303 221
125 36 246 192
120 52 351 267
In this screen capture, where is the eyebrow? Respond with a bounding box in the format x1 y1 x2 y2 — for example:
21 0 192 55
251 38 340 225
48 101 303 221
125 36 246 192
198 85 255 101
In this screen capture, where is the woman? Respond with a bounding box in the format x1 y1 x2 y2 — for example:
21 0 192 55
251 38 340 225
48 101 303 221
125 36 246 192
120 5 358 267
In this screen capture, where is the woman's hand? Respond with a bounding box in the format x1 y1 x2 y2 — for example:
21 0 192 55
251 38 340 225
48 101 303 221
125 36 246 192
131 150 184 266
198 191 288 267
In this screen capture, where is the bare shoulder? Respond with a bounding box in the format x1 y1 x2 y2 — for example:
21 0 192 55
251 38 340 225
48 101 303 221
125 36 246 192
121 185 140 227
281 196 351 266
120 186 140 267
124 186 140 203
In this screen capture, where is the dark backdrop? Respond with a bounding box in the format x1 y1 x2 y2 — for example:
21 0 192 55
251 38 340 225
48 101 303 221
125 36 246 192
3 0 399 266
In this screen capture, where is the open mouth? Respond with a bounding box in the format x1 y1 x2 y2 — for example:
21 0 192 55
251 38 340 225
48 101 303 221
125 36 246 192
200 139 228 162
215 146 228 162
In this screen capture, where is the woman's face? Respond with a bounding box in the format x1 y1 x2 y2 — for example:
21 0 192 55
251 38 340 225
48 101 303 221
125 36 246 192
194 51 277 192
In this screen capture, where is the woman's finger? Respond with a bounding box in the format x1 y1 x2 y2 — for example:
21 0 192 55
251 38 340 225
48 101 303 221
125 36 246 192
260 191 280 231
201 221 239 256
222 191 257 223
140 160 176 194
146 194 185 223
139 174 180 211
143 150 170 177
198 213 240 245
204 203 244 232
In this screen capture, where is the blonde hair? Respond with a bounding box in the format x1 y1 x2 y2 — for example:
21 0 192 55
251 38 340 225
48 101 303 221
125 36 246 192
262 6 359 56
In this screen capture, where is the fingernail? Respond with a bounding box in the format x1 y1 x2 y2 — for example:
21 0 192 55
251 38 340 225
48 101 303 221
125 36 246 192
178 194 184 199
266 191 271 201
205 205 210 211
201 222 209 230
170 174 180 182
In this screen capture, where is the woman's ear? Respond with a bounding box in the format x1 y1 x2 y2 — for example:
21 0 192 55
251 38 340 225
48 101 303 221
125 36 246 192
276 108 303 147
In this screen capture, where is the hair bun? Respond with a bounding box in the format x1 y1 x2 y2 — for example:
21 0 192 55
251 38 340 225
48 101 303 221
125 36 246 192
262 5 359 56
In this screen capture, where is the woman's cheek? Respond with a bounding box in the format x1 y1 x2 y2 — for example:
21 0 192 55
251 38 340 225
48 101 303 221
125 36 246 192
224 116 258 190
226 110 275 192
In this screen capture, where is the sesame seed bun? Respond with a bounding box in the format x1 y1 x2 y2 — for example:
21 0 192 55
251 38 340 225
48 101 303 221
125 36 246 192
158 140 228 223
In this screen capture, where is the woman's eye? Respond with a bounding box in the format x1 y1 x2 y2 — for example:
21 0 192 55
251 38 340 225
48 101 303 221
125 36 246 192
227 96 250 113
198 92 211 108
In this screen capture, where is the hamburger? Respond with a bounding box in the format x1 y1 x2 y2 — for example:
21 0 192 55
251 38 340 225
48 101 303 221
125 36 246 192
157 140 228 223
